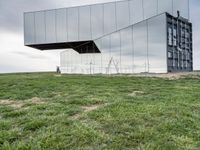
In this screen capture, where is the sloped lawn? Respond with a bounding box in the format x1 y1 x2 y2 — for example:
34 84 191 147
0 73 200 149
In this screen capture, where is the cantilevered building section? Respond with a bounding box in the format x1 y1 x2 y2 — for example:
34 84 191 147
24 0 193 74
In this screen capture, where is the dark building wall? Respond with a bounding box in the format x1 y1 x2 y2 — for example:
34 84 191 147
167 14 193 72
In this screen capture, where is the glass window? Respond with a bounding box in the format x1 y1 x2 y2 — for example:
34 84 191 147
91 4 103 39
103 3 117 35
143 0 157 19
24 12 35 44
168 27 173 46
67 7 79 41
173 28 177 46
116 1 130 30
120 27 134 73
45 10 56 43
133 21 148 73
168 52 173 58
148 14 167 73
35 11 45 44
79 6 92 40
56 8 67 42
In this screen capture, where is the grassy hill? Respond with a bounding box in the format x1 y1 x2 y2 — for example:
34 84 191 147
0 73 200 149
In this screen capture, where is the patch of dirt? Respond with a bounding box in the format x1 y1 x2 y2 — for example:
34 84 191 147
0 97 45 109
152 73 188 80
175 86 190 90
28 97 45 104
51 92 62 98
54 74 62 77
0 100 24 108
71 114 81 120
71 104 107 120
82 105 101 112
128 91 144 97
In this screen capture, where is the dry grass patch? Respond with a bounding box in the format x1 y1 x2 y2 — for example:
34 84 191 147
27 97 45 104
125 72 200 80
54 74 62 77
151 72 200 80
82 105 102 113
71 104 107 120
175 86 190 90
128 91 145 97
0 97 45 108
0 99 24 108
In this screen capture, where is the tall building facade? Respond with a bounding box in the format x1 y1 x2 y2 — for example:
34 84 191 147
24 0 193 74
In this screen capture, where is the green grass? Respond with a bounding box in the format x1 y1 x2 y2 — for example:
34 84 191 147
0 73 200 150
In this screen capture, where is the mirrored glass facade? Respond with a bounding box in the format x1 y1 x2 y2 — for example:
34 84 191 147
24 0 192 74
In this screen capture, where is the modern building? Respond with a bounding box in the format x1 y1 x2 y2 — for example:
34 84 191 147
24 0 193 74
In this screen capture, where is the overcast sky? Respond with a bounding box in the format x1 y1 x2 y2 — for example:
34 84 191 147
0 0 199 73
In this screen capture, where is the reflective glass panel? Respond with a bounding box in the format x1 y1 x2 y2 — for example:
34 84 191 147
143 0 157 19
45 10 56 43
116 1 130 30
133 21 148 73
67 7 79 41
101 36 111 74
94 39 103 73
120 27 134 73
81 52 94 74
81 54 89 74
61 50 71 74
35 11 45 44
110 31 120 74
103 3 117 34
158 0 173 15
173 0 189 19
130 0 144 24
24 13 35 44
70 50 80 74
74 51 82 74
93 53 102 74
60 50 68 73
56 8 67 42
91 4 103 39
79 52 85 74
148 14 167 73
79 6 92 40
88 53 95 74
